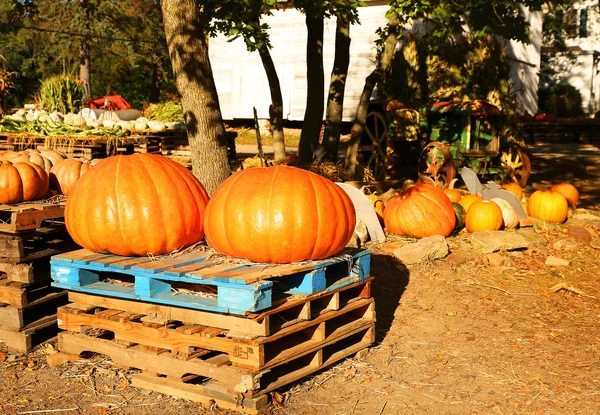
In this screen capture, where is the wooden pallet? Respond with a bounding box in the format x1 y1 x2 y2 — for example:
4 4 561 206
0 202 65 233
51 248 371 314
0 226 78 264
0 314 59 353
0 291 67 331
0 278 65 308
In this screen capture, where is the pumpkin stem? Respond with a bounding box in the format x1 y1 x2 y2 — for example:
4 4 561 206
448 178 458 190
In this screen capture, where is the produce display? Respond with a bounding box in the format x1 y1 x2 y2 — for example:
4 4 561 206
0 161 49 204
384 184 456 238
65 153 209 256
204 165 356 263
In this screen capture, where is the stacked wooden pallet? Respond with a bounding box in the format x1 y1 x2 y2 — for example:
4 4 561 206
49 248 375 413
0 202 79 353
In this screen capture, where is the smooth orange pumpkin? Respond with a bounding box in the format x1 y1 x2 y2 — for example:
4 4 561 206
384 184 456 238
465 200 504 232
50 159 91 196
458 194 483 213
204 166 356 264
551 183 579 205
527 190 568 223
0 161 49 204
65 154 209 256
443 188 462 202
501 182 524 201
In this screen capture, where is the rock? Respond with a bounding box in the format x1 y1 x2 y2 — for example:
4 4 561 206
486 253 504 267
355 220 369 244
570 213 600 222
515 228 547 248
545 256 570 266
552 239 579 252
446 252 478 266
470 231 530 254
567 226 592 244
393 235 448 265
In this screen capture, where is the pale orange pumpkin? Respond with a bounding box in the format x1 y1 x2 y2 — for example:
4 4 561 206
551 183 579 205
65 153 209 256
491 198 519 229
0 161 50 204
465 200 504 233
501 182 524 201
527 190 568 223
50 159 91 196
458 194 483 213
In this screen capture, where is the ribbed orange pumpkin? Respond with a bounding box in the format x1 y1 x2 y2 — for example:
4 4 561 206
501 182 524 201
551 183 579 205
465 200 504 232
0 161 49 204
204 166 356 264
527 190 568 223
491 198 519 230
65 154 209 256
458 194 483 213
384 184 456 238
50 159 91 196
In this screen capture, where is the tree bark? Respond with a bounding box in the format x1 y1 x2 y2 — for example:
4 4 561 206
297 15 324 160
148 62 161 103
323 16 350 161
161 0 230 194
79 39 91 101
344 14 400 178
257 44 286 162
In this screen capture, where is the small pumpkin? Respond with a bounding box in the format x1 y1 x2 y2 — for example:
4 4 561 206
66 153 210 256
527 190 568 223
458 194 483 213
204 166 356 263
551 183 579 205
0 161 50 204
384 184 456 238
50 159 91 196
442 178 462 202
452 202 466 233
501 182 524 201
465 200 504 233
491 198 519 229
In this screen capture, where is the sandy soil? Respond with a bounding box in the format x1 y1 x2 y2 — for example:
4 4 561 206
0 140 599 415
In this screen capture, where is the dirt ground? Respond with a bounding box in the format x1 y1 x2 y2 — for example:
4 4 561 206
1 140 599 415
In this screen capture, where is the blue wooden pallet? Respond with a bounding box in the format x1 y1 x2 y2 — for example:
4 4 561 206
50 249 371 315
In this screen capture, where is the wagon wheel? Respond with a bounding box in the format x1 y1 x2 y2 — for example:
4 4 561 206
358 110 389 180
497 144 531 187
418 142 456 187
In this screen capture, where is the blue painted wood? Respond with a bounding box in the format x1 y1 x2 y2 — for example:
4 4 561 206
217 285 272 312
51 265 99 286
286 269 327 295
135 276 172 297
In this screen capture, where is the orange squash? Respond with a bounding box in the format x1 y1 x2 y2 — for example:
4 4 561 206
384 184 456 238
465 200 504 232
0 161 49 204
551 183 579 205
204 166 356 263
50 159 91 196
458 194 483 213
527 190 568 223
501 182 524 201
65 154 209 256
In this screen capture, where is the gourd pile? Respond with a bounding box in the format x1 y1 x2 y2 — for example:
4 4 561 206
371 179 579 238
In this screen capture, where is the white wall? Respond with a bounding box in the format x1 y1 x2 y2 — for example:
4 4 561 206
209 6 542 121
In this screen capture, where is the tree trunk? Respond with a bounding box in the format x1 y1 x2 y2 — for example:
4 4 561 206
297 15 324 160
161 0 230 194
257 44 286 162
148 63 161 103
323 16 351 161
344 14 400 178
79 39 91 101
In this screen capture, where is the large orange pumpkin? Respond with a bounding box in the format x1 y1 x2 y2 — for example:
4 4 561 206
551 183 579 205
527 190 568 223
50 159 91 196
384 184 456 238
65 154 209 256
0 161 49 204
204 166 356 263
465 200 504 232
501 182 524 201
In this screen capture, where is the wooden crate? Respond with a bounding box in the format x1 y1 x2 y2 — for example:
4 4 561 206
51 279 375 412
0 202 65 233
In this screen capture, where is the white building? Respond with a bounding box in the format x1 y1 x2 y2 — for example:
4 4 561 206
542 0 600 114
209 3 542 121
